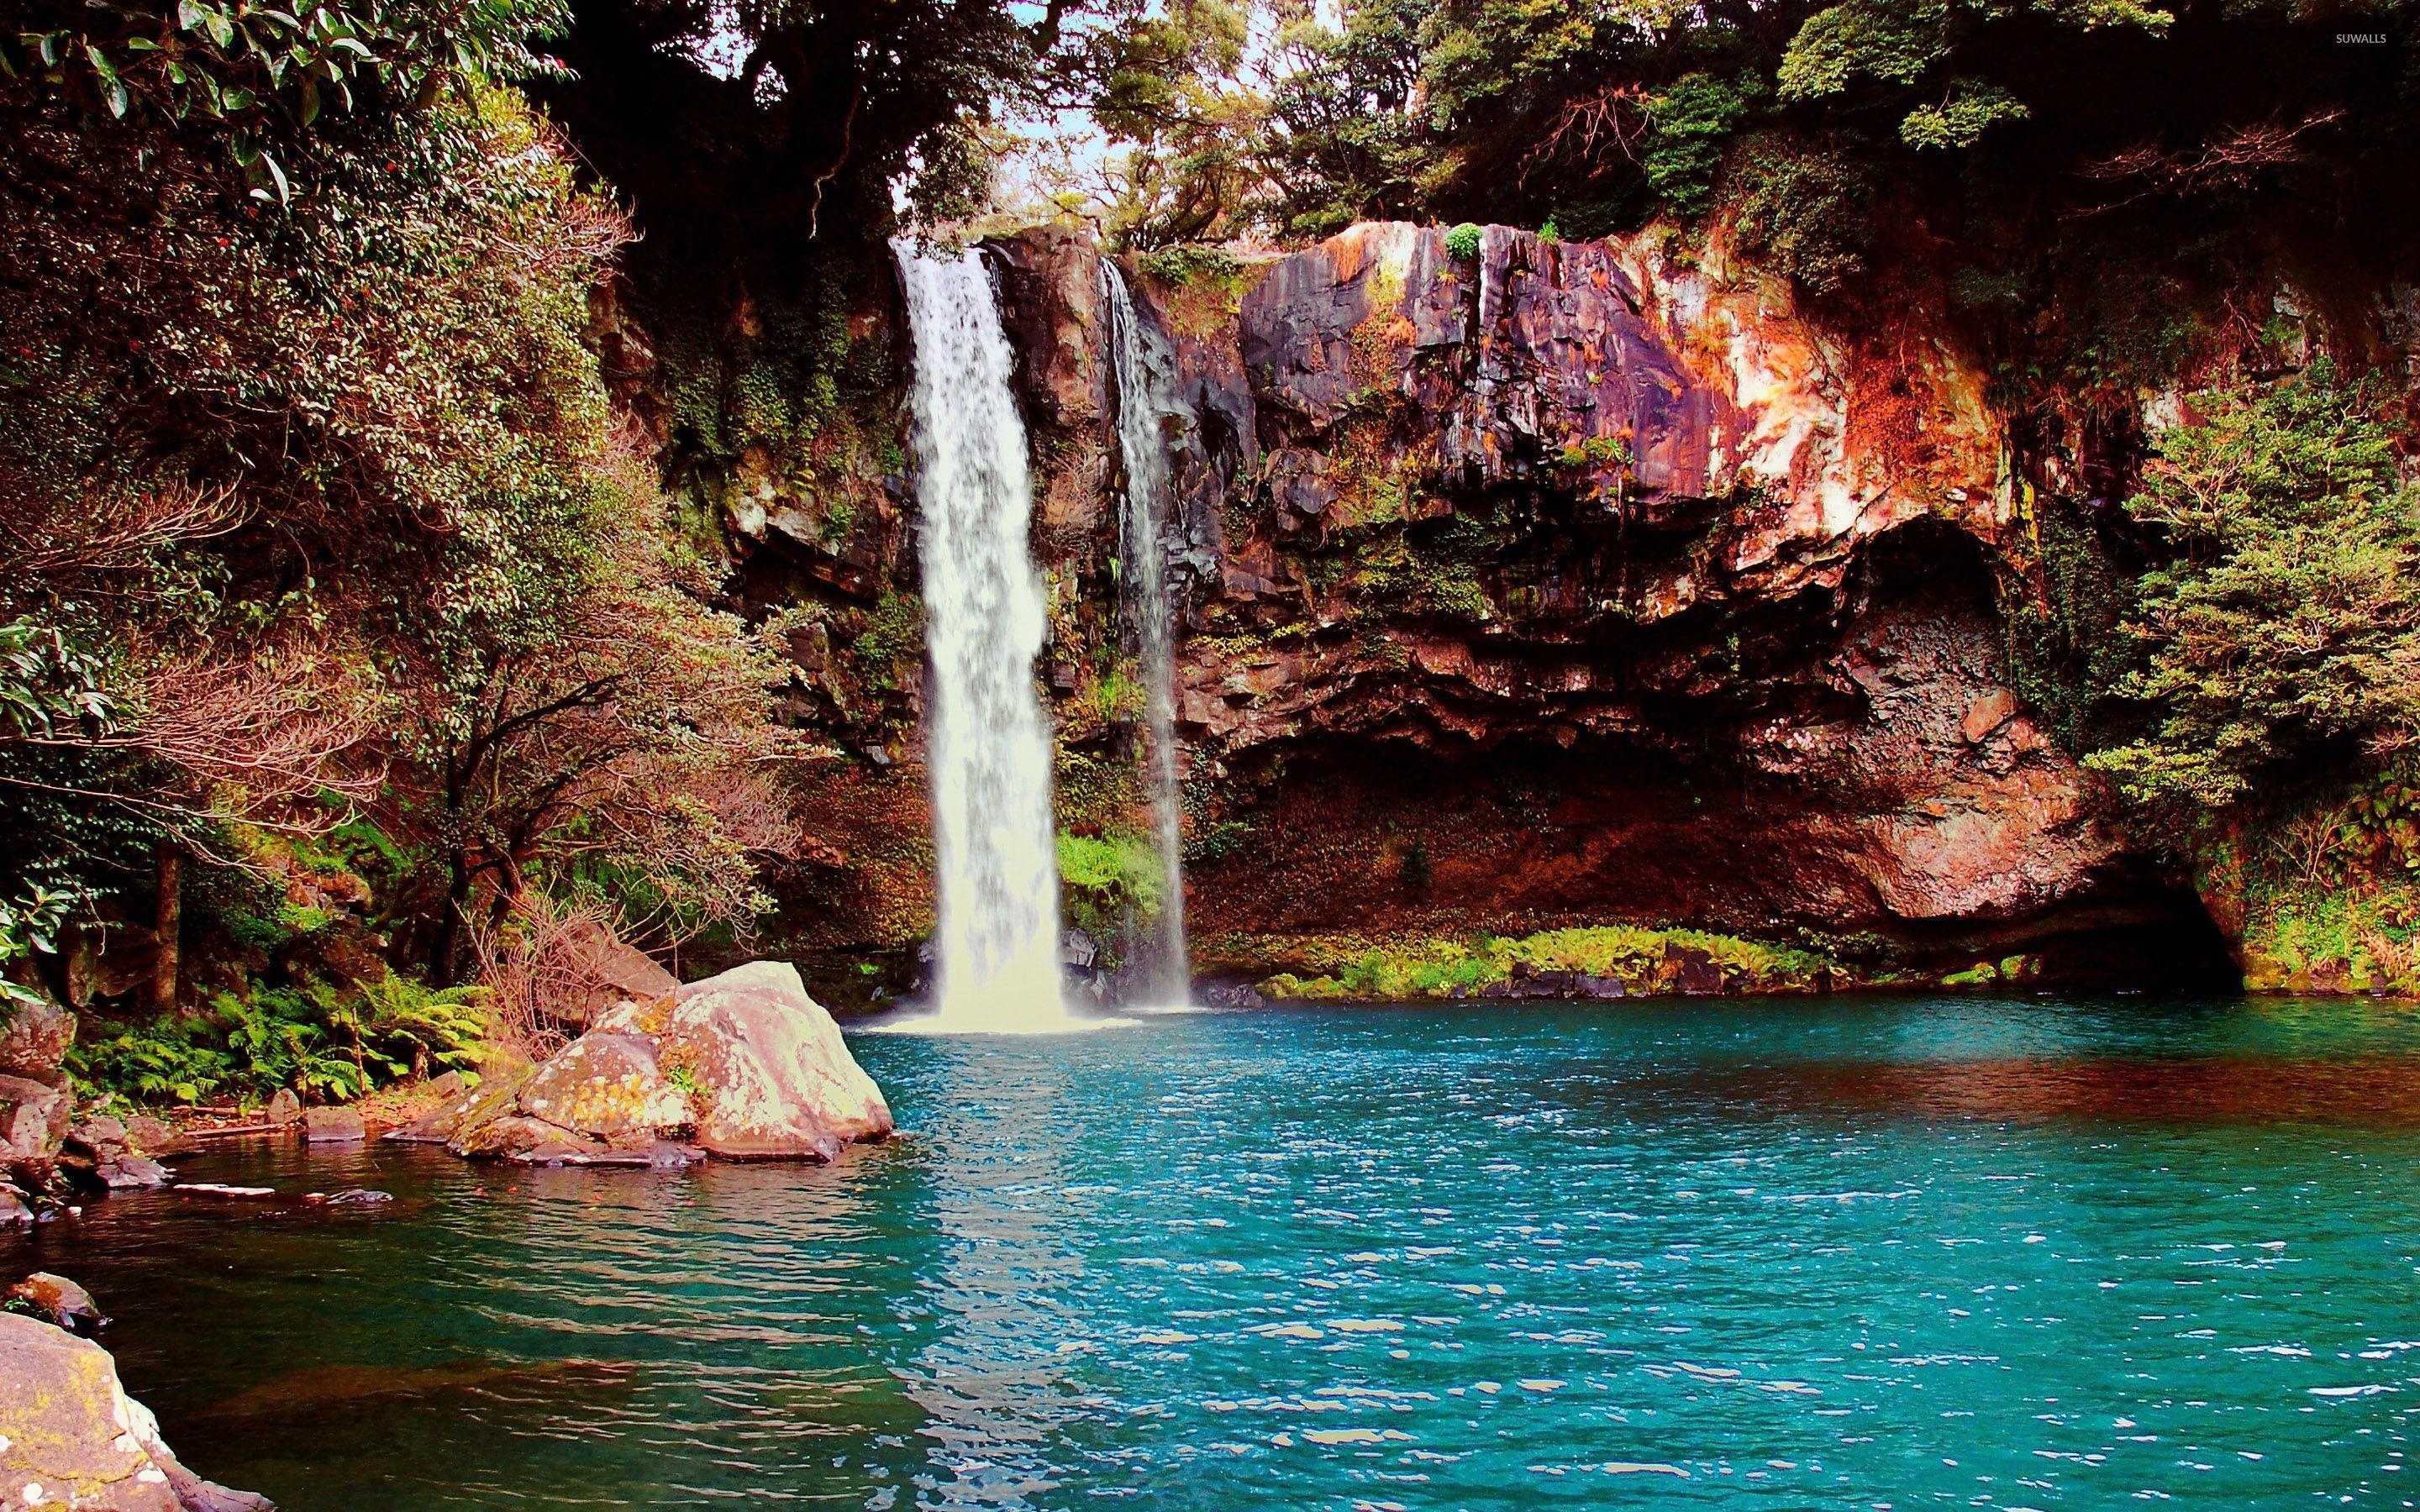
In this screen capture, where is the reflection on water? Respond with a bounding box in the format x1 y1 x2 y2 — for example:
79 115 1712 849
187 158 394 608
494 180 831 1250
904 1042 1092 1507
1591 1053 2420 1125
9 992 2420 1508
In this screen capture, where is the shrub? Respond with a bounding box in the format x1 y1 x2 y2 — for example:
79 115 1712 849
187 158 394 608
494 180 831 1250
1444 223 1481 260
1726 134 1876 296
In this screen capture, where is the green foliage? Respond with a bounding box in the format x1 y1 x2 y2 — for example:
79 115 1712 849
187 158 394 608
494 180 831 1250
1998 493 2142 755
1726 134 1875 297
318 969 490 1080
1776 0 2167 147
71 1012 235 1105
2086 360 2420 816
0 620 114 739
1137 244 1246 289
2 0 568 199
0 884 76 1013
1640 73 1765 217
70 968 486 1105
1058 831 1165 941
1898 79 2029 151
1444 222 1481 260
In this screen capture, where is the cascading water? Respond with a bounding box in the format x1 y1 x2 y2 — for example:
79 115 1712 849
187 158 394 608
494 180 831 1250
1101 263 1191 1006
894 243 1077 1032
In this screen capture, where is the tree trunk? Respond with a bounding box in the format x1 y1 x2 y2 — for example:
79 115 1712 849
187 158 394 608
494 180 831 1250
432 856 471 989
150 843 181 1016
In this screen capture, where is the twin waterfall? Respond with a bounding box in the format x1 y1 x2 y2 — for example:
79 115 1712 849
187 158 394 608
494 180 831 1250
1102 264 1191 1009
894 244 1190 1028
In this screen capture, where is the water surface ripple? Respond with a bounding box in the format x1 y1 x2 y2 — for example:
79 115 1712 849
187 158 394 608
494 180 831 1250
11 994 2420 1507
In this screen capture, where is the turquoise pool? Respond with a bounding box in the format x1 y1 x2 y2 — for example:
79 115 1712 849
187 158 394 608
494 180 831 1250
9 993 2420 1507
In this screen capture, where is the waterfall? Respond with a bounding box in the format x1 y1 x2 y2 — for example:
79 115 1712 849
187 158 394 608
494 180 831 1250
894 243 1077 1032
1101 264 1191 1005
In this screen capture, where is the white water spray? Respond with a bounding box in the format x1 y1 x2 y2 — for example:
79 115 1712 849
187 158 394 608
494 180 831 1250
894 243 1080 1032
1102 263 1191 1005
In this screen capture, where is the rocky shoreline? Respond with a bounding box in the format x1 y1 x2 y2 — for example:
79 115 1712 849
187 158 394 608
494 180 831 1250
3 957 891 1233
2 1273 271 1511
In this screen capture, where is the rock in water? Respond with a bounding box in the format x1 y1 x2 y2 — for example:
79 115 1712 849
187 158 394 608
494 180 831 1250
301 1106 366 1143
7 1270 108 1334
425 959 891 1165
514 1032 689 1143
0 1311 275 1510
264 1088 302 1127
660 961 894 1160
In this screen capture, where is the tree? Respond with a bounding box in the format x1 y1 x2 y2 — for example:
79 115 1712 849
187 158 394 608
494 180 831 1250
2087 360 2420 818
1 0 797 988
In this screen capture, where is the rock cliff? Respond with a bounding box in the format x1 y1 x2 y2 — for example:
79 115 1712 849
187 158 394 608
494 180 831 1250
689 220 2241 990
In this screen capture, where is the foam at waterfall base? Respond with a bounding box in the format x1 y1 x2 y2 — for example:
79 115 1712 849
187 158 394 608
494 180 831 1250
867 993 1139 1035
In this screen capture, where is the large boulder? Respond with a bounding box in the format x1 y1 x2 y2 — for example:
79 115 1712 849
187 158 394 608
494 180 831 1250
0 988 75 1080
513 1032 688 1143
546 918 679 1029
419 960 891 1165
301 1106 366 1144
0 1310 273 1511
660 962 893 1159
1 1072 69 1165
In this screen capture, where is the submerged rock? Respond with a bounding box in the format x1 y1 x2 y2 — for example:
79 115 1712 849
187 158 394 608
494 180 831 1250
413 960 892 1166
307 1188 393 1206
0 1310 274 1510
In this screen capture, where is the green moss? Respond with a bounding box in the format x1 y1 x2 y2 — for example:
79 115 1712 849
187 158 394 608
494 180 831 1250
850 591 924 682
1136 244 1245 290
1256 923 1846 1000
1059 831 1164 948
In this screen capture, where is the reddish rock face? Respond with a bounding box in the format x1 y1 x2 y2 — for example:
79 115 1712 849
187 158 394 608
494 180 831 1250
1154 223 2202 975
738 219 2222 979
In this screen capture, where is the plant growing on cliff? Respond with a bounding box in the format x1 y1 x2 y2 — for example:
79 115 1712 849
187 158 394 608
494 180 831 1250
1058 832 1164 943
2087 360 2420 818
